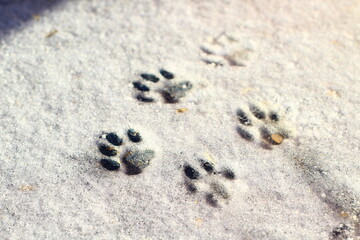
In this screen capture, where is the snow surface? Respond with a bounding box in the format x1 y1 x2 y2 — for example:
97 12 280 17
0 0 360 239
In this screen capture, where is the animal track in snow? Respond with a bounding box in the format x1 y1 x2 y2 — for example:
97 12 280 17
183 157 237 208
236 103 295 149
96 129 156 175
200 32 253 67
132 69 193 103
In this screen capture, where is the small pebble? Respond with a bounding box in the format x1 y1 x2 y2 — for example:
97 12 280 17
136 94 155 103
98 144 117 156
100 159 120 171
184 165 200 180
133 81 150 92
270 134 284 145
140 73 160 83
106 132 123 146
45 29 58 38
260 127 279 146
159 69 174 79
127 129 142 142
176 108 188 113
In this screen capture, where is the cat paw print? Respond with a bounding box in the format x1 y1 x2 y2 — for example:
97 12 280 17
236 103 294 149
97 129 156 175
183 158 236 207
132 69 193 103
200 32 253 67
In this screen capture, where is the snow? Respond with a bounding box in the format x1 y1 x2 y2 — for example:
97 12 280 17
0 0 359 239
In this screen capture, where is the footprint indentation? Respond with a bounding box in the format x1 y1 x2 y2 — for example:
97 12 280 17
235 103 293 149
132 69 193 103
96 130 155 175
183 158 236 207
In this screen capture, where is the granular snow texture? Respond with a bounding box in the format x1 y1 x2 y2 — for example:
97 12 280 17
0 0 360 239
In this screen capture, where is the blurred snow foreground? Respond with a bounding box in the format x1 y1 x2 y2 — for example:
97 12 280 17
0 0 360 239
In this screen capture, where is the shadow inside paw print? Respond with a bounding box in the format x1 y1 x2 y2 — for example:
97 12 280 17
132 69 193 103
97 129 155 175
236 104 293 149
183 159 236 207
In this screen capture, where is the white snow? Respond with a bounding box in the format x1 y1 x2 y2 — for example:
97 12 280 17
0 0 359 239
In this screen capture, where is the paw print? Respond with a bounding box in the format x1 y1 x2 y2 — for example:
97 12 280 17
132 69 193 103
200 32 253 67
236 103 294 149
97 129 156 175
183 158 236 207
